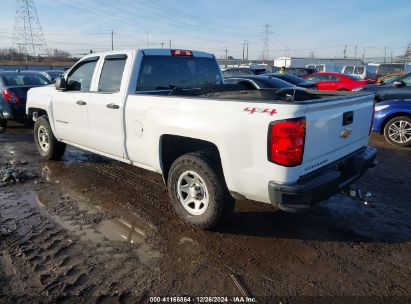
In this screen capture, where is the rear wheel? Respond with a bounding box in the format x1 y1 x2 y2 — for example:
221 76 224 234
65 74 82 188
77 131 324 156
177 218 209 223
167 151 234 229
34 116 66 160
383 116 411 147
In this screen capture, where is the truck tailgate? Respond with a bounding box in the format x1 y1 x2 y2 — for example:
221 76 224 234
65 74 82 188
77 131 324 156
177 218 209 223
301 93 374 176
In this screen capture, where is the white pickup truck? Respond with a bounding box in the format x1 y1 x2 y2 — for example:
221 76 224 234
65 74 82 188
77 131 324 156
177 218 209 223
26 49 377 229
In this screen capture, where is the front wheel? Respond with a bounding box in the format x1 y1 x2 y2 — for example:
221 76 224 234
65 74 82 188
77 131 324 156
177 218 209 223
0 119 7 132
34 116 66 160
167 151 234 229
383 116 411 147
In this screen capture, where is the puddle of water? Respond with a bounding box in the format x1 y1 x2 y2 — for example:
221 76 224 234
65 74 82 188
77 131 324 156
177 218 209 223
96 218 146 244
34 191 149 244
36 193 49 208
16 186 161 265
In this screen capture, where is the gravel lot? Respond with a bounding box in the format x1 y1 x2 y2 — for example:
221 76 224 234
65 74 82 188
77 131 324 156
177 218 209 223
0 122 410 303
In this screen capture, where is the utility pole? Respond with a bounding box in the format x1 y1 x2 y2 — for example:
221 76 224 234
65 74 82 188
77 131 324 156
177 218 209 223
384 46 387 63
391 51 393 63
13 0 48 57
362 47 366 61
343 45 348 58
285 46 290 57
242 40 245 62
225 48 228 68
111 30 114 50
354 45 357 58
161 42 164 48
246 41 249 60
168 39 171 49
146 32 149 48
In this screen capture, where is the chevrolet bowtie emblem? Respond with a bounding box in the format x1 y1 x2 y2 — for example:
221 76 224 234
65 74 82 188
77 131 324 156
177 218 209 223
340 128 352 139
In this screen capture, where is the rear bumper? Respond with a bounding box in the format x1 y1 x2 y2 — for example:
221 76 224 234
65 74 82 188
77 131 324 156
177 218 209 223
268 147 377 212
0 102 25 120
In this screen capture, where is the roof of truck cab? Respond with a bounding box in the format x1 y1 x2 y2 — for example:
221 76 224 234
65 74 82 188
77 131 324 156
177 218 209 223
78 49 214 60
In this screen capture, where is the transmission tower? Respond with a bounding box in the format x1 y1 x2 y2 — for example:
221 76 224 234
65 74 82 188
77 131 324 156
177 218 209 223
261 24 272 62
12 0 48 57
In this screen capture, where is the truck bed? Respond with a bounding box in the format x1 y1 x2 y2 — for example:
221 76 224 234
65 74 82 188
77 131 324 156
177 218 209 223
135 85 372 103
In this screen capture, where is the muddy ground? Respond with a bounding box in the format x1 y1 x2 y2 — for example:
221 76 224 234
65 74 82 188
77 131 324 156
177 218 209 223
0 122 410 304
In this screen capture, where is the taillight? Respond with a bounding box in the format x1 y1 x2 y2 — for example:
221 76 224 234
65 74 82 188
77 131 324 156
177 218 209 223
171 49 193 56
1 89 20 104
268 117 306 166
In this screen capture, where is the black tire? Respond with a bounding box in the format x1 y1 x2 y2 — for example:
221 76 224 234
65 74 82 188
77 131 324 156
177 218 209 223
383 116 411 147
167 151 234 230
0 119 7 132
34 116 66 160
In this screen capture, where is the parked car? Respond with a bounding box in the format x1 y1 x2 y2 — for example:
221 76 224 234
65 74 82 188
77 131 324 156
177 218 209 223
266 73 317 89
342 65 378 80
353 72 411 100
221 68 256 77
26 49 376 229
40 70 65 82
372 99 411 147
0 71 51 129
224 75 295 90
304 72 371 91
376 72 405 84
284 67 318 77
375 63 411 78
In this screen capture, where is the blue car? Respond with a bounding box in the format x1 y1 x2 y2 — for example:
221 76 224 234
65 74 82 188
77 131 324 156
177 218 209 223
372 99 411 147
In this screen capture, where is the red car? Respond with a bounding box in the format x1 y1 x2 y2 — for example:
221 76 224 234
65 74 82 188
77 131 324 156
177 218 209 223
304 72 371 91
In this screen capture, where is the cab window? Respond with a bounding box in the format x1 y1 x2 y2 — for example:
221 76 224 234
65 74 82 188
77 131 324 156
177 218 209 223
66 59 98 92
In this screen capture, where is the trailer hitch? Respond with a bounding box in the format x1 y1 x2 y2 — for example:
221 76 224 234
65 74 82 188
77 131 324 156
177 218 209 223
342 188 373 206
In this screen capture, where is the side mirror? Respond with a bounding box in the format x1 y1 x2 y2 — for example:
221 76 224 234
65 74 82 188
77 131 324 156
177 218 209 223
393 80 405 88
54 77 67 91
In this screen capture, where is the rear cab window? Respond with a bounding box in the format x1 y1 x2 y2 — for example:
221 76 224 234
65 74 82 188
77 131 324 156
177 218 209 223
136 55 222 91
98 54 127 93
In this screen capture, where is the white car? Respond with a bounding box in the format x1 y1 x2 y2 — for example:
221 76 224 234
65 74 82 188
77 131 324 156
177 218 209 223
26 49 377 229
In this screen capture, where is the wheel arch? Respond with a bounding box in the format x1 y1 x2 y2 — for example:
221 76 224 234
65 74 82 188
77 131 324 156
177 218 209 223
381 112 411 134
27 107 58 135
27 107 48 119
159 134 223 185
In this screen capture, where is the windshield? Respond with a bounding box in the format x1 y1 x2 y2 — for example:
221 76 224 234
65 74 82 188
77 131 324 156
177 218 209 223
137 55 222 91
273 73 304 84
46 71 63 79
259 76 294 88
381 74 402 83
1 73 52 86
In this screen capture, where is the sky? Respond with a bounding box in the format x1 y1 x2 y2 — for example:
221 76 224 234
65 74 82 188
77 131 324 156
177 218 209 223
0 0 410 60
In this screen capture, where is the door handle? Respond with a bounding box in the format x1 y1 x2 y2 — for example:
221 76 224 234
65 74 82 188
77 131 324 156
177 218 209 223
76 100 87 105
106 103 120 109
